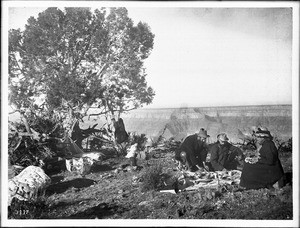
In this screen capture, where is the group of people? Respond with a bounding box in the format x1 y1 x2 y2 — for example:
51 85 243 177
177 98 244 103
117 115 285 191
175 127 284 190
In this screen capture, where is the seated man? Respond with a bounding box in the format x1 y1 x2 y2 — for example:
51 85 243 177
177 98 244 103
175 128 210 172
209 133 243 171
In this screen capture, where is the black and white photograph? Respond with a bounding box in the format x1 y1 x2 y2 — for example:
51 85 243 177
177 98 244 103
1 1 299 227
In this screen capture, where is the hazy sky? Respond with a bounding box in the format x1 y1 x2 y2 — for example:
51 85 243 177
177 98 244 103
128 7 293 108
2 3 299 228
7 4 294 109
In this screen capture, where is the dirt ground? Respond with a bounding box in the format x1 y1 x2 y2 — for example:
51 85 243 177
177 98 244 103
9 146 293 220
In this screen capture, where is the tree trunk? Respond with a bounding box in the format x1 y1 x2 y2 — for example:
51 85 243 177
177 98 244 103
113 117 129 144
71 120 104 150
71 121 84 149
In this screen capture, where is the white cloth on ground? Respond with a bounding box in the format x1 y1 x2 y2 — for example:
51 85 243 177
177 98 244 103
126 143 138 158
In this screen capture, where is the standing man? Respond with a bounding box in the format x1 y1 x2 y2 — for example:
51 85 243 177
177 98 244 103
210 133 243 171
175 128 210 172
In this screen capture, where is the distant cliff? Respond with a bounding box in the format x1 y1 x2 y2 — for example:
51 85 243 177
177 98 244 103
122 105 292 143
8 104 292 143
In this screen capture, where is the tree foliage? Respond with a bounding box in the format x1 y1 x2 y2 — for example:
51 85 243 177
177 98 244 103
9 7 155 135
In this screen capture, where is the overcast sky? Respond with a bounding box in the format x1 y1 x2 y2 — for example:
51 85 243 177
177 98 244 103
7 3 294 109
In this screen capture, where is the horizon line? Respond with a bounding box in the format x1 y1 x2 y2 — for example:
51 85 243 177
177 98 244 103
140 103 292 110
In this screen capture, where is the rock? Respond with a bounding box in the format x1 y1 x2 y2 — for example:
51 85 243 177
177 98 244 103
114 168 121 174
65 157 93 175
138 201 152 206
106 174 113 178
132 175 138 181
132 175 142 185
8 166 51 205
125 166 133 172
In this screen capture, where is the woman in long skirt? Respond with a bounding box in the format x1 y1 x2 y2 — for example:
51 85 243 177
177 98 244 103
240 127 284 190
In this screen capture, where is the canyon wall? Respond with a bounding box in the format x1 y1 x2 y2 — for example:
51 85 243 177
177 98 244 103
121 105 292 143
8 104 292 144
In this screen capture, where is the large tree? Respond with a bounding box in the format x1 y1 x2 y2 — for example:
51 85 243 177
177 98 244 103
9 7 155 145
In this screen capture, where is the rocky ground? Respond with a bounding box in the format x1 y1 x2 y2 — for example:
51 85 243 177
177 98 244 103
8 142 293 220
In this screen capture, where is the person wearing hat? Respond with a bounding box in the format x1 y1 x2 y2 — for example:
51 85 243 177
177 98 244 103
175 128 210 172
209 133 243 171
125 134 148 168
239 127 284 190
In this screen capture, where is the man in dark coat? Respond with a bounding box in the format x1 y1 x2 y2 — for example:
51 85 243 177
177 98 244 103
209 133 243 171
175 128 210 172
240 127 284 190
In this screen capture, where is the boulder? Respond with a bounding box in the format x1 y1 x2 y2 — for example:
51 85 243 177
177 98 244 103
65 157 94 175
8 166 51 206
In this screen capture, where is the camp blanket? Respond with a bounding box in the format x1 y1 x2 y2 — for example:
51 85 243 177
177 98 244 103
178 170 242 191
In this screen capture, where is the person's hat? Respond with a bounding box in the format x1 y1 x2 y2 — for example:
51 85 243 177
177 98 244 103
254 127 272 138
217 133 229 141
198 128 210 138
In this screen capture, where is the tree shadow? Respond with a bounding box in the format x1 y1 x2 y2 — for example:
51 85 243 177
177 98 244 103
46 178 96 195
90 164 114 173
50 175 65 184
64 202 119 219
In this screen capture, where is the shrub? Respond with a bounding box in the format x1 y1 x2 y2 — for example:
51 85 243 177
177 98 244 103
8 116 63 167
8 135 55 167
274 137 292 154
140 162 164 192
280 138 292 153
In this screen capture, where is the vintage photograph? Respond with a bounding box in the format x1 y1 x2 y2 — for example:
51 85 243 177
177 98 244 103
2 1 299 227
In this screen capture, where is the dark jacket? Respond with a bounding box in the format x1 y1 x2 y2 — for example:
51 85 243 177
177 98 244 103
175 134 208 167
210 141 242 171
240 139 284 189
